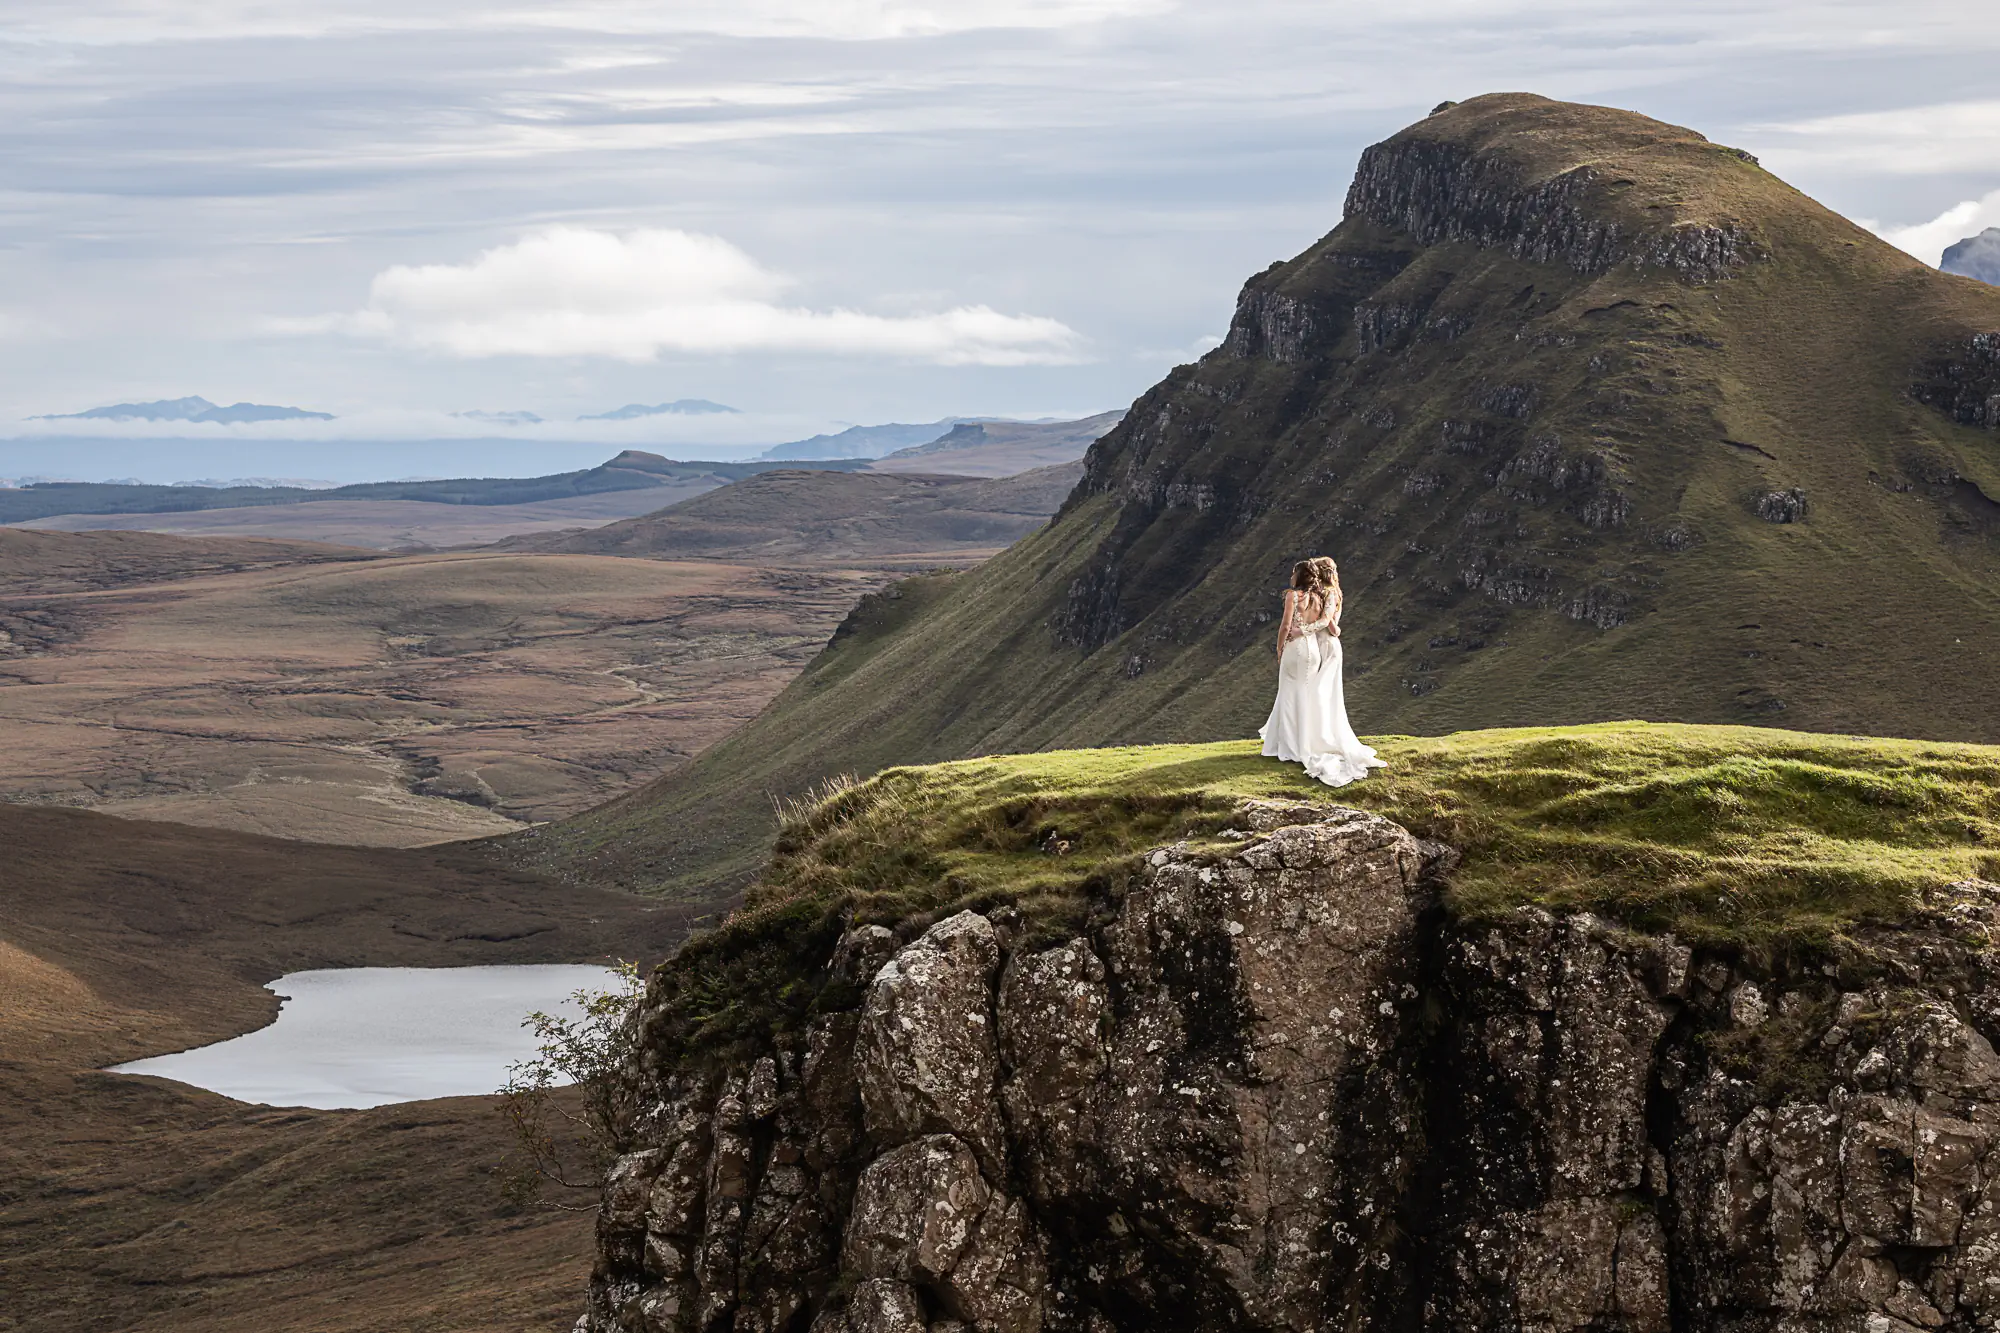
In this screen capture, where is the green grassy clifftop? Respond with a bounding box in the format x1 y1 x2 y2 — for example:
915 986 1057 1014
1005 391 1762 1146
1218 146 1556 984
634 721 2000 1058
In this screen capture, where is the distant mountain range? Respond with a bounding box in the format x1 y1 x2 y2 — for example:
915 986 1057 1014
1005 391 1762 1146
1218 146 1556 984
34 396 335 424
0 450 874 526
23 398 1117 462
28 396 744 426
172 477 340 490
870 411 1124 477
494 463 1084 567
1943 228 2000 285
579 400 739 420
758 420 963 460
753 415 1122 464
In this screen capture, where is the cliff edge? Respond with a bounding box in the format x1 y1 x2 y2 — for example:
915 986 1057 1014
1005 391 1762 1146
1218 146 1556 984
576 724 2000 1332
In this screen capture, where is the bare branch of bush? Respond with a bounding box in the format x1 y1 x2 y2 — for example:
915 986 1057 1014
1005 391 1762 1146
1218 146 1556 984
496 961 644 1210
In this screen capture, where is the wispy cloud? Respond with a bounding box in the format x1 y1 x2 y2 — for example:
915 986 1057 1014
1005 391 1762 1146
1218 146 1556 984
282 226 1084 365
2 403 848 450
1861 188 2000 267
5 0 1167 43
1751 98 2000 176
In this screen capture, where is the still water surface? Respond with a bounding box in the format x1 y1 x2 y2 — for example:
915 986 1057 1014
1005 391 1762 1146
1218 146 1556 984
110 964 622 1109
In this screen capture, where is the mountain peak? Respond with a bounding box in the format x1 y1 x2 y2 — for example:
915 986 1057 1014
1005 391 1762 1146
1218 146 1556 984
1943 227 2000 286
580 400 738 420
1343 93 1770 286
601 449 676 471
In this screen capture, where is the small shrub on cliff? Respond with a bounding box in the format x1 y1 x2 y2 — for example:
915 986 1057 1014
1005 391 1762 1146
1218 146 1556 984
497 962 644 1209
1701 990 1841 1103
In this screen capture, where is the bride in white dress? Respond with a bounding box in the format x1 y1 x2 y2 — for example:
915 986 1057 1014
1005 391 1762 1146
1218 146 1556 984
1258 556 1385 787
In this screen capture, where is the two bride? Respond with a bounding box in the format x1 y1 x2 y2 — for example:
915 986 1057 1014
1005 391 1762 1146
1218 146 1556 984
1258 556 1384 788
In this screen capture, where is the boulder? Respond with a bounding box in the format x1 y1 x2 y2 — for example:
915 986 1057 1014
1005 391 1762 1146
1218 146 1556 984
857 913 1007 1174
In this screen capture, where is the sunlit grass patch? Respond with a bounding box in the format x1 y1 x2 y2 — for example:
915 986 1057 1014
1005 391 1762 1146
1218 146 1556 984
758 721 2000 944
1342 723 2000 941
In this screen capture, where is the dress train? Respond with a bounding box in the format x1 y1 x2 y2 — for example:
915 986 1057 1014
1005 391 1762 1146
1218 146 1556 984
1257 624 1384 788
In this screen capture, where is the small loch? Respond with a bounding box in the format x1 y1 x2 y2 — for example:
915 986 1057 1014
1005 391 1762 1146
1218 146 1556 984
110 964 623 1109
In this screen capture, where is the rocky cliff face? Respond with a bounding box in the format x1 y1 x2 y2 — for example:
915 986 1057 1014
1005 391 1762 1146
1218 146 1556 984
579 802 2000 1333
1942 230 2000 288
1912 332 2000 432
1341 111 1757 284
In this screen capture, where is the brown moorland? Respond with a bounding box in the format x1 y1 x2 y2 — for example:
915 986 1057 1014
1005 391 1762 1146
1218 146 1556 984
497 464 1079 566
0 804 690 1333
0 526 378 594
16 485 715 551
0 536 888 845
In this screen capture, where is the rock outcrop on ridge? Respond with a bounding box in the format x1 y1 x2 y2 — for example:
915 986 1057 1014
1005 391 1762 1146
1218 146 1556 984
579 801 2000 1332
528 92 2000 902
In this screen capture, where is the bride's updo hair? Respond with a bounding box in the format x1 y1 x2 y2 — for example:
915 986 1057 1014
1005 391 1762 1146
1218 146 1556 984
1291 556 1339 595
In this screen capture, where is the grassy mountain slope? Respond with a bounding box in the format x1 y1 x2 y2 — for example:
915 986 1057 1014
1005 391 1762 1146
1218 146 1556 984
494 464 1081 566
525 93 2000 899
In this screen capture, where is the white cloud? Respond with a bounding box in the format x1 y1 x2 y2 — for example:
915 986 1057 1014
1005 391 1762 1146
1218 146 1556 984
0 403 833 449
7 0 1166 44
1750 99 2000 175
1861 189 2000 267
286 226 1083 366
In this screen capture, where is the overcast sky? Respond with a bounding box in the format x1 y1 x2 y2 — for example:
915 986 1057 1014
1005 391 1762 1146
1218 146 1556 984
3 0 1998 477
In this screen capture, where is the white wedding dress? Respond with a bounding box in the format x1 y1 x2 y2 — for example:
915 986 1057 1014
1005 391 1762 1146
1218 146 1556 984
1258 598 1385 788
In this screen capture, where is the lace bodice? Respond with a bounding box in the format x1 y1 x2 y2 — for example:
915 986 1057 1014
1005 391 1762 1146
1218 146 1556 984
1288 589 1336 636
